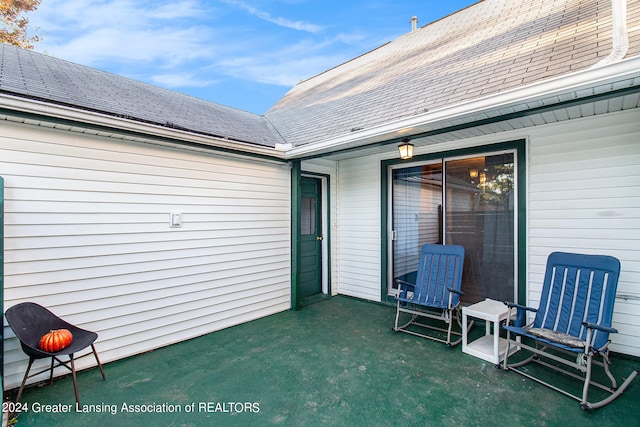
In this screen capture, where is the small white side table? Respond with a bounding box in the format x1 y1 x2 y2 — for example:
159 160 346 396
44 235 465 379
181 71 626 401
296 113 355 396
462 298 517 365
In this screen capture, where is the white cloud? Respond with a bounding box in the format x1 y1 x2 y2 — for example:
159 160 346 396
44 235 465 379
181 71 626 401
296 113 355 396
216 36 356 86
31 0 218 66
220 0 324 33
148 0 207 19
27 0 382 94
50 25 216 66
150 72 217 88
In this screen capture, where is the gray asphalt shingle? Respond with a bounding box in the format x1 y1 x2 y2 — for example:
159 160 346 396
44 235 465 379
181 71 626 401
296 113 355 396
0 44 281 147
264 0 638 147
1 0 639 150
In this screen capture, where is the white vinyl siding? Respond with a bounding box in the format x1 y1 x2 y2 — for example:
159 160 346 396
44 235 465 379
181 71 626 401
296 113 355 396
1 121 291 389
335 156 382 301
332 109 640 357
527 109 640 356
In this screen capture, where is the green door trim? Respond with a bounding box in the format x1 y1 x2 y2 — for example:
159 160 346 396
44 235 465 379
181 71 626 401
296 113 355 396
380 139 527 306
291 162 332 310
291 161 302 310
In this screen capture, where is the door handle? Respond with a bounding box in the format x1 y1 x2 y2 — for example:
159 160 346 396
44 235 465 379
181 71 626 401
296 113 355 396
316 236 323 241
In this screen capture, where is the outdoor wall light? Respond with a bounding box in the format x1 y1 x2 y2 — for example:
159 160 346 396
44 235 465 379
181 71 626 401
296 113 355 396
398 138 414 159
469 168 479 178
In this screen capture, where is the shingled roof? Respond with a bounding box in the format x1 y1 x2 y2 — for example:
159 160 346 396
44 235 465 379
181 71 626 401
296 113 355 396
265 0 640 147
0 0 639 153
0 43 282 148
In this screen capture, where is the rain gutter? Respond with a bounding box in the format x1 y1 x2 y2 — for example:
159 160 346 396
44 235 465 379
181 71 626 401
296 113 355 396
0 94 288 163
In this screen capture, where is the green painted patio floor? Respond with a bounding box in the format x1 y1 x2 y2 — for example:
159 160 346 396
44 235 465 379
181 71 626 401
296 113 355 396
8 296 640 426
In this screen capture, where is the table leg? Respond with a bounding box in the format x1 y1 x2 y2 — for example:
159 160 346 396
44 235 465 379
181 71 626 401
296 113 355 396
462 312 468 348
493 318 500 364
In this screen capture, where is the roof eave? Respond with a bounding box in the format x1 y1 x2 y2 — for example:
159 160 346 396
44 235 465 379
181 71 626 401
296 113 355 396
283 56 640 160
0 94 288 161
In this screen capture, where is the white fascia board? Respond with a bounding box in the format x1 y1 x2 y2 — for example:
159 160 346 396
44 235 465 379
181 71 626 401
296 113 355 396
284 56 640 159
0 94 287 160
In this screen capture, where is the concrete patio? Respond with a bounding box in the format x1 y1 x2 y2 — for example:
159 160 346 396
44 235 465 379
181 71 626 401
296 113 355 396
6 296 639 426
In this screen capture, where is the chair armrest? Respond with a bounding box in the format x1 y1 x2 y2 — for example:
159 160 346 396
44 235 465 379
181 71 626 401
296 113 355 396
582 321 618 334
445 288 463 310
504 301 537 327
504 301 538 312
395 280 415 291
395 280 415 299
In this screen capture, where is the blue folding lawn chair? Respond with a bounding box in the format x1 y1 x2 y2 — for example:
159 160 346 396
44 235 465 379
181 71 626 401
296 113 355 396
502 252 637 410
393 244 468 346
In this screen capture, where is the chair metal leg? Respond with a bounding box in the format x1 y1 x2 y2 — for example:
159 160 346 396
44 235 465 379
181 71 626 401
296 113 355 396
502 331 510 370
601 352 618 389
445 309 454 346
393 300 401 331
583 370 639 410
17 348 106 406
15 357 35 404
92 344 106 380
581 353 593 407
70 355 80 405
49 356 55 384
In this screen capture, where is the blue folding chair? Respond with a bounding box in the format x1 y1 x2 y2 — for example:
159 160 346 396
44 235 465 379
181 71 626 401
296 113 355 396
502 252 637 410
393 244 468 346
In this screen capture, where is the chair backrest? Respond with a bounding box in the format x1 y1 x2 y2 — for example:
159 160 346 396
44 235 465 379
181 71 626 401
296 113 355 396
5 302 76 355
413 244 465 308
533 252 621 349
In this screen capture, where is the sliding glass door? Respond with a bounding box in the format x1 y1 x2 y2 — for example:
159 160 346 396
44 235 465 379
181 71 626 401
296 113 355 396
391 163 443 287
389 151 516 304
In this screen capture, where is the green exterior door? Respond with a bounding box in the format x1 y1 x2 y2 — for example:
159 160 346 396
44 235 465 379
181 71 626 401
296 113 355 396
299 176 323 298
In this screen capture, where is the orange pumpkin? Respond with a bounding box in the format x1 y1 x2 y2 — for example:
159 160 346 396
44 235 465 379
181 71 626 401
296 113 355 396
39 329 73 352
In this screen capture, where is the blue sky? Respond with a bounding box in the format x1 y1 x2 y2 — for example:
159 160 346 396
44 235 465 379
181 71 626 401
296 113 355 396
29 1 478 114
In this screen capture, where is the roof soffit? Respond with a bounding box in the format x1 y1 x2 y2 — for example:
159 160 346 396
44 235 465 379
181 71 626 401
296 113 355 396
283 55 640 160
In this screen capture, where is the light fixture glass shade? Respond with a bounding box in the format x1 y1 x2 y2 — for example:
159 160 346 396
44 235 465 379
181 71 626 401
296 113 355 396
398 141 414 159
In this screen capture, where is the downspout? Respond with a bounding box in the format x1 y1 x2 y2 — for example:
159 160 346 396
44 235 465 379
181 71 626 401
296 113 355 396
592 0 629 68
